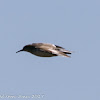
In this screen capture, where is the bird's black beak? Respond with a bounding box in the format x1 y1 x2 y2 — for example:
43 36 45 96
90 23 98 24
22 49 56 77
16 49 23 53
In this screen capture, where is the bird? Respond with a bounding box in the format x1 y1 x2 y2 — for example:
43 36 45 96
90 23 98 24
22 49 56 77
16 43 72 57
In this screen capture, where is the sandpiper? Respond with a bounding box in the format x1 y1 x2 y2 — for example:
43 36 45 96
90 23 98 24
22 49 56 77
16 43 72 57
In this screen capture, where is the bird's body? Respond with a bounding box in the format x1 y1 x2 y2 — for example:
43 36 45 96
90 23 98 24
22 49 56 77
16 43 72 57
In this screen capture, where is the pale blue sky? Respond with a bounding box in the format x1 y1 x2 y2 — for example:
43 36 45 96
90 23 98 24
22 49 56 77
0 0 100 100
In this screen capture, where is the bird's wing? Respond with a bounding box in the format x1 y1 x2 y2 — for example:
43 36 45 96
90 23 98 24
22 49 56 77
55 45 64 49
48 49 71 57
33 43 56 49
55 45 72 54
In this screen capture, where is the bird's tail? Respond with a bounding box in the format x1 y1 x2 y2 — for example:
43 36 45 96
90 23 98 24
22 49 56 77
57 51 71 57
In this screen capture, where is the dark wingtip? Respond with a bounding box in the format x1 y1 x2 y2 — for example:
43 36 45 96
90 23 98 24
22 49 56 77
66 52 72 54
63 52 71 54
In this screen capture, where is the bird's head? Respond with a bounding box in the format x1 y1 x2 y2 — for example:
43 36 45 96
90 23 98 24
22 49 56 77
16 45 34 53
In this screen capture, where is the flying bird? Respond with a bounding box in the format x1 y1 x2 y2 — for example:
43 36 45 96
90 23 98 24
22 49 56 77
16 43 72 57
